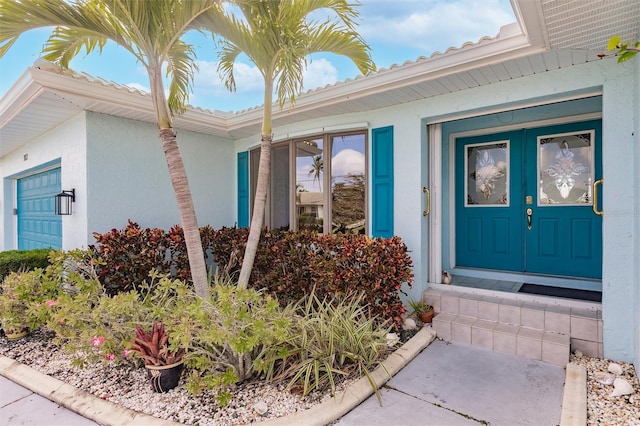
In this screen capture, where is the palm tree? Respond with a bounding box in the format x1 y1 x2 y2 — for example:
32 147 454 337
206 0 376 288
0 0 225 300
308 154 324 192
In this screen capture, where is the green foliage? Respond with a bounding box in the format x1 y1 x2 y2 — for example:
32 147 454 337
47 269 192 368
169 274 295 402
0 250 65 333
0 248 52 282
407 299 433 316
604 35 640 63
259 291 391 401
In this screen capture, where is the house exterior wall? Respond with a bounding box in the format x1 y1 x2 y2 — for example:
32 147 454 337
631 56 640 373
85 112 236 239
1 111 235 251
235 57 638 363
1 112 88 251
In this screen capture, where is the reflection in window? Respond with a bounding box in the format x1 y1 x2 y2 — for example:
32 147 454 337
250 131 367 234
466 142 509 206
331 134 366 234
296 139 324 232
539 132 594 205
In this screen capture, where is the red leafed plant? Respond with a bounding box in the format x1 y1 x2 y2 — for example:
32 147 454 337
130 321 184 366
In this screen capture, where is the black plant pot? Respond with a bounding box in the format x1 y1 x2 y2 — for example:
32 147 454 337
146 361 183 393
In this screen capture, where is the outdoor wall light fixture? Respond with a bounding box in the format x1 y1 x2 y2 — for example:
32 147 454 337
55 189 75 215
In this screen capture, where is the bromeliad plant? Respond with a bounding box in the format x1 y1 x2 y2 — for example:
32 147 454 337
130 321 184 367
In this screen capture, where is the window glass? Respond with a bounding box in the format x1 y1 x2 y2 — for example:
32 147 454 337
296 138 324 232
330 134 366 234
249 131 367 233
465 141 509 206
538 131 594 205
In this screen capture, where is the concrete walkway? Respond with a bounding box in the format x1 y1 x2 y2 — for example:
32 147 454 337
0 375 98 425
336 339 566 426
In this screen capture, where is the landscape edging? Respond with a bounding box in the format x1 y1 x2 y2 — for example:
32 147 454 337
0 326 437 426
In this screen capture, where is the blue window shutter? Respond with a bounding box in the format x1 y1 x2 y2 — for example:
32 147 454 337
237 152 249 228
372 126 394 238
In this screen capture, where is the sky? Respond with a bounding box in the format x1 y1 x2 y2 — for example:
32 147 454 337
0 0 516 113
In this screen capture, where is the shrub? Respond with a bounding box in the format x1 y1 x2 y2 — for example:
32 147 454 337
47 268 191 368
259 291 391 400
0 250 65 333
0 248 51 282
89 220 172 295
168 274 295 404
89 222 413 328
209 228 414 329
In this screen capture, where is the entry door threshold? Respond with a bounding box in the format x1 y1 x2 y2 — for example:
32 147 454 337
427 282 602 311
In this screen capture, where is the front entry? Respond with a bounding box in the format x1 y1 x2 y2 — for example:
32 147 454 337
455 120 602 279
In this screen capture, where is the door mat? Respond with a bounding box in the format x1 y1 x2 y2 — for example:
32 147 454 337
518 283 602 302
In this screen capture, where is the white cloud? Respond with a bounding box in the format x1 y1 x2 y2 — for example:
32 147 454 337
359 0 514 54
194 60 264 94
332 149 365 180
302 58 339 91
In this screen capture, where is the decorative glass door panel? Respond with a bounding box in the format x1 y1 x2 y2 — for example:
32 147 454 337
538 131 595 205
465 141 509 206
456 120 602 280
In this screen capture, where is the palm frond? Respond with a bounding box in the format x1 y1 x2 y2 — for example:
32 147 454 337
166 40 198 115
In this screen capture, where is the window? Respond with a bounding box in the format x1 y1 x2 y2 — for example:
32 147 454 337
250 131 367 233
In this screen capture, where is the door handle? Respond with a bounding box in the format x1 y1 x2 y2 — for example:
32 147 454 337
422 187 431 216
526 208 533 230
592 179 603 216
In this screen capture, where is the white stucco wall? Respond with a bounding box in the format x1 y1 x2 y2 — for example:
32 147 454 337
0 112 88 251
85 112 235 239
234 57 638 362
633 57 640 375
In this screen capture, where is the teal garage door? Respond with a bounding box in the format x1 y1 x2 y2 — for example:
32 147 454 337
17 168 62 249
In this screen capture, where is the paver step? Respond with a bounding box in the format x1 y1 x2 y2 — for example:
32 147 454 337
423 287 602 365
432 313 570 366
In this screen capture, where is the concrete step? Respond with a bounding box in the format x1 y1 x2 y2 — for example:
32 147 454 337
424 287 602 366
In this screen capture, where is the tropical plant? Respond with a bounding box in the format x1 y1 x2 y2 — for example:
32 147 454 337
407 299 433 316
205 0 376 288
259 291 391 402
167 274 294 404
0 0 227 300
0 270 46 334
130 321 185 366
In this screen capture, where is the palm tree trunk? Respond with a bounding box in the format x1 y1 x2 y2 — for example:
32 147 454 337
160 128 210 299
238 80 274 289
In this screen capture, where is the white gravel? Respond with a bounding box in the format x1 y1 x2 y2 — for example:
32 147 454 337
570 351 640 425
2 330 638 425
0 329 351 425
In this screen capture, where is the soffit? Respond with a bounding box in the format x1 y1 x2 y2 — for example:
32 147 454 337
540 0 640 50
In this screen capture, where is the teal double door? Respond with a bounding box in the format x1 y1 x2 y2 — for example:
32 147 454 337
455 120 602 279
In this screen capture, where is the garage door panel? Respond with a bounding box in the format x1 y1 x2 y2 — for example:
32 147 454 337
17 168 62 250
